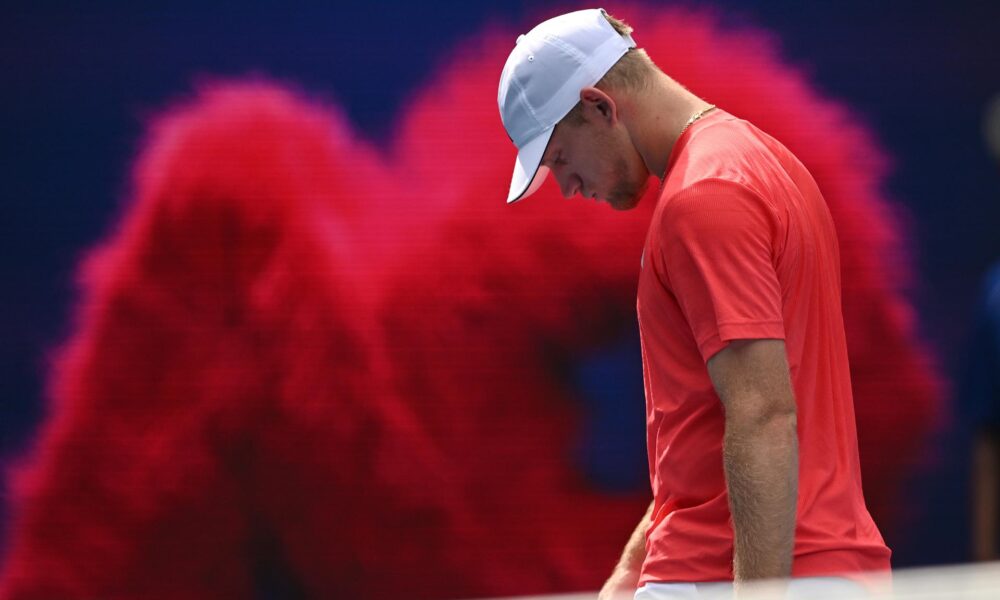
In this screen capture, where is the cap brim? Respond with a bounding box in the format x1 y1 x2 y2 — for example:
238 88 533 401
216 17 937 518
506 128 553 204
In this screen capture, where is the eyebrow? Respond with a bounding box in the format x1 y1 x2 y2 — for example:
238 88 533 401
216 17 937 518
541 147 557 167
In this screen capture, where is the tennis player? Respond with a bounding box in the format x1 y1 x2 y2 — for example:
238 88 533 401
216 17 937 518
497 9 892 599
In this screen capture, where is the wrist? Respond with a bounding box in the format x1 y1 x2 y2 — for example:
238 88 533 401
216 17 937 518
616 555 642 575
610 561 641 585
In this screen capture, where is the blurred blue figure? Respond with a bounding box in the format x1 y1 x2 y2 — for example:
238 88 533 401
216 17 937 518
966 261 1000 561
572 325 647 492
967 94 1000 562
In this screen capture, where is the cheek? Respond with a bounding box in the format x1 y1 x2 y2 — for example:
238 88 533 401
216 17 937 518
578 137 621 185
582 146 611 176
603 148 626 181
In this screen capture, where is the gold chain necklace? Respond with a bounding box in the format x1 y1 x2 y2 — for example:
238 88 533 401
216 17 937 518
660 104 717 181
679 104 717 137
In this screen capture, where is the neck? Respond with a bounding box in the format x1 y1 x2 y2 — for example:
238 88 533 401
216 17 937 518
621 73 713 180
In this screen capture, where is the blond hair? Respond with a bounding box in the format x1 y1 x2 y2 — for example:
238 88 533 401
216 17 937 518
562 12 659 125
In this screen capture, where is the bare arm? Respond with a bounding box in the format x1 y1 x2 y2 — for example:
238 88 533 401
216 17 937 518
707 338 798 583
598 501 654 600
972 430 1000 561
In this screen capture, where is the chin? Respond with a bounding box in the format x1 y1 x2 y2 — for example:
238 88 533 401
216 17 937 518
609 198 642 211
607 181 648 211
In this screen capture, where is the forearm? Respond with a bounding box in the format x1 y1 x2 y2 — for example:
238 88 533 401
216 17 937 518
616 501 654 572
599 501 653 599
723 412 798 581
972 431 999 561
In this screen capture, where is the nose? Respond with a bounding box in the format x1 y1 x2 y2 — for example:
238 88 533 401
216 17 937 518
557 173 581 199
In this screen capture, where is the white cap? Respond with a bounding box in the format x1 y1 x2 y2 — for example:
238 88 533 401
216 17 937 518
498 8 636 204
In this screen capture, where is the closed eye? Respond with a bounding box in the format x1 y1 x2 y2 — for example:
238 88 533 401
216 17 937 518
543 149 565 168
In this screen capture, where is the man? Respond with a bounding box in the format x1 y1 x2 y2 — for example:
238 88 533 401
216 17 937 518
497 8 892 599
968 96 1000 563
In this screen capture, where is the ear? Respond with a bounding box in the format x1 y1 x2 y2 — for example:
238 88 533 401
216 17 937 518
579 87 619 126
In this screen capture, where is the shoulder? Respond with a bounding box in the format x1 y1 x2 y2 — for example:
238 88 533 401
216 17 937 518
647 177 784 269
686 115 762 159
665 117 776 194
658 178 774 233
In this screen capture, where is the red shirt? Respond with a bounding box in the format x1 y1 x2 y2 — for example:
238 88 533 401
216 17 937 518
636 109 891 584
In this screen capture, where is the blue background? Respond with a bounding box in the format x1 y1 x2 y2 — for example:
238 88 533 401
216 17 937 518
2 0 999 568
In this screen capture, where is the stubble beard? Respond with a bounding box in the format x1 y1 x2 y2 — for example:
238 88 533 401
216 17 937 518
606 155 649 211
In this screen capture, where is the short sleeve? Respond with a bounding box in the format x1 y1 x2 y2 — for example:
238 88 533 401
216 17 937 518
658 178 785 362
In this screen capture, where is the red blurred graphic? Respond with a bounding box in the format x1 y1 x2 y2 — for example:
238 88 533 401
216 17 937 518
0 5 941 598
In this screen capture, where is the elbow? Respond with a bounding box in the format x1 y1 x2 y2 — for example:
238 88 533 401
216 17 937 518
723 407 798 461
724 399 797 437
762 409 797 438
766 404 797 426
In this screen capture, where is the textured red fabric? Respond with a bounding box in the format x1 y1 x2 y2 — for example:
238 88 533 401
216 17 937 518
638 110 891 583
0 82 469 599
1 5 941 599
